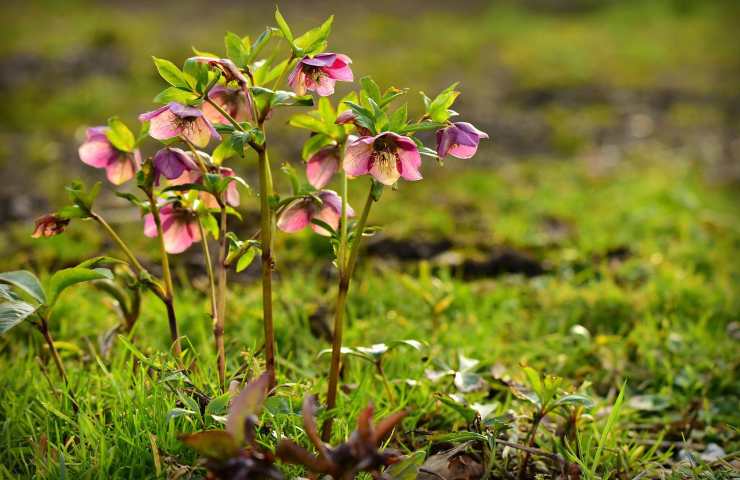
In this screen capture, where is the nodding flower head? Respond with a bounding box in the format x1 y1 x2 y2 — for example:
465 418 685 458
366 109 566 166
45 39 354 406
152 147 200 185
78 127 141 185
436 122 489 159
188 56 249 87
344 132 422 186
139 102 220 148
335 110 372 136
143 203 201 254
306 146 340 189
288 53 353 97
277 190 353 236
202 85 252 125
32 214 70 238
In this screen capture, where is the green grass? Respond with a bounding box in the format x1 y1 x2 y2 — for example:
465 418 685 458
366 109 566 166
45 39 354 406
1 150 738 478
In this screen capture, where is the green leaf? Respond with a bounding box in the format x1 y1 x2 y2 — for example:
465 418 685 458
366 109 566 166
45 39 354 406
47 267 113 307
115 192 147 209
224 31 250 68
288 113 327 134
370 179 384 202
388 103 408 131
553 394 595 410
301 133 334 161
105 117 135 152
523 366 543 397
360 76 381 103
425 82 460 122
270 90 314 108
153 87 199 105
274 7 294 43
200 212 219 239
294 15 334 53
248 28 274 63
152 57 193 89
0 271 46 304
211 140 239 165
57 205 87 220
76 256 125 269
0 301 37 335
236 248 256 273
384 451 426 480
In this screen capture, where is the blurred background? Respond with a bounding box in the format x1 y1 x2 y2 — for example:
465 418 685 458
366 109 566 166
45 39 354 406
1 0 739 274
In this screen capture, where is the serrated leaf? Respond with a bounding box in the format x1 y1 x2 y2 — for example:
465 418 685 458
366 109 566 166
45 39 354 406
224 31 250 68
0 271 46 304
0 301 37 334
47 268 113 307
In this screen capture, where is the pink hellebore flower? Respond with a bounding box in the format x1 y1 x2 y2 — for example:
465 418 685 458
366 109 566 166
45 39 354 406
138 102 220 148
436 122 489 159
152 147 199 185
78 127 141 185
277 190 354 236
288 53 353 97
344 132 422 186
201 85 252 125
306 146 340 189
143 203 200 254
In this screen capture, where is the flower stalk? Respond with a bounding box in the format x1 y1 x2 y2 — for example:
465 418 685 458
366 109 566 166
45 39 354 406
257 144 276 390
322 180 375 441
215 204 228 389
145 195 182 357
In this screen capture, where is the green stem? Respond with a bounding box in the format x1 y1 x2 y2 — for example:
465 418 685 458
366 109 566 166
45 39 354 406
322 182 375 441
205 97 242 132
91 212 146 275
146 196 181 357
215 206 228 390
271 54 294 92
197 218 223 387
36 312 78 412
257 146 276 390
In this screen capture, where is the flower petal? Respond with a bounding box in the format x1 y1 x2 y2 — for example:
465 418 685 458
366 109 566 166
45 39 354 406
369 156 401 185
323 54 353 82
105 154 138 185
143 213 158 238
277 200 312 233
162 219 196 254
343 136 374 177
307 148 339 189
79 138 116 168
311 204 340 236
182 117 215 148
147 109 181 141
313 75 336 97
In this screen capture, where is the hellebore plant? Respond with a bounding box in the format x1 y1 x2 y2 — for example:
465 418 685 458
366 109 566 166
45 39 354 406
180 373 283 479
276 395 407 479
284 74 487 439
30 8 486 421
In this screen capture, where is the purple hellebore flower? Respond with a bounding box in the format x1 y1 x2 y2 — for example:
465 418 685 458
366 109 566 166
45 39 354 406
288 53 353 97
436 122 489 159
152 147 199 185
202 85 252 125
138 102 220 148
306 146 340 189
78 127 141 185
277 190 354 236
143 203 201 254
344 132 422 186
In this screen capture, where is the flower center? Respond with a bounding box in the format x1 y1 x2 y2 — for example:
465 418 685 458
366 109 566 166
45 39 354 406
370 147 399 177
